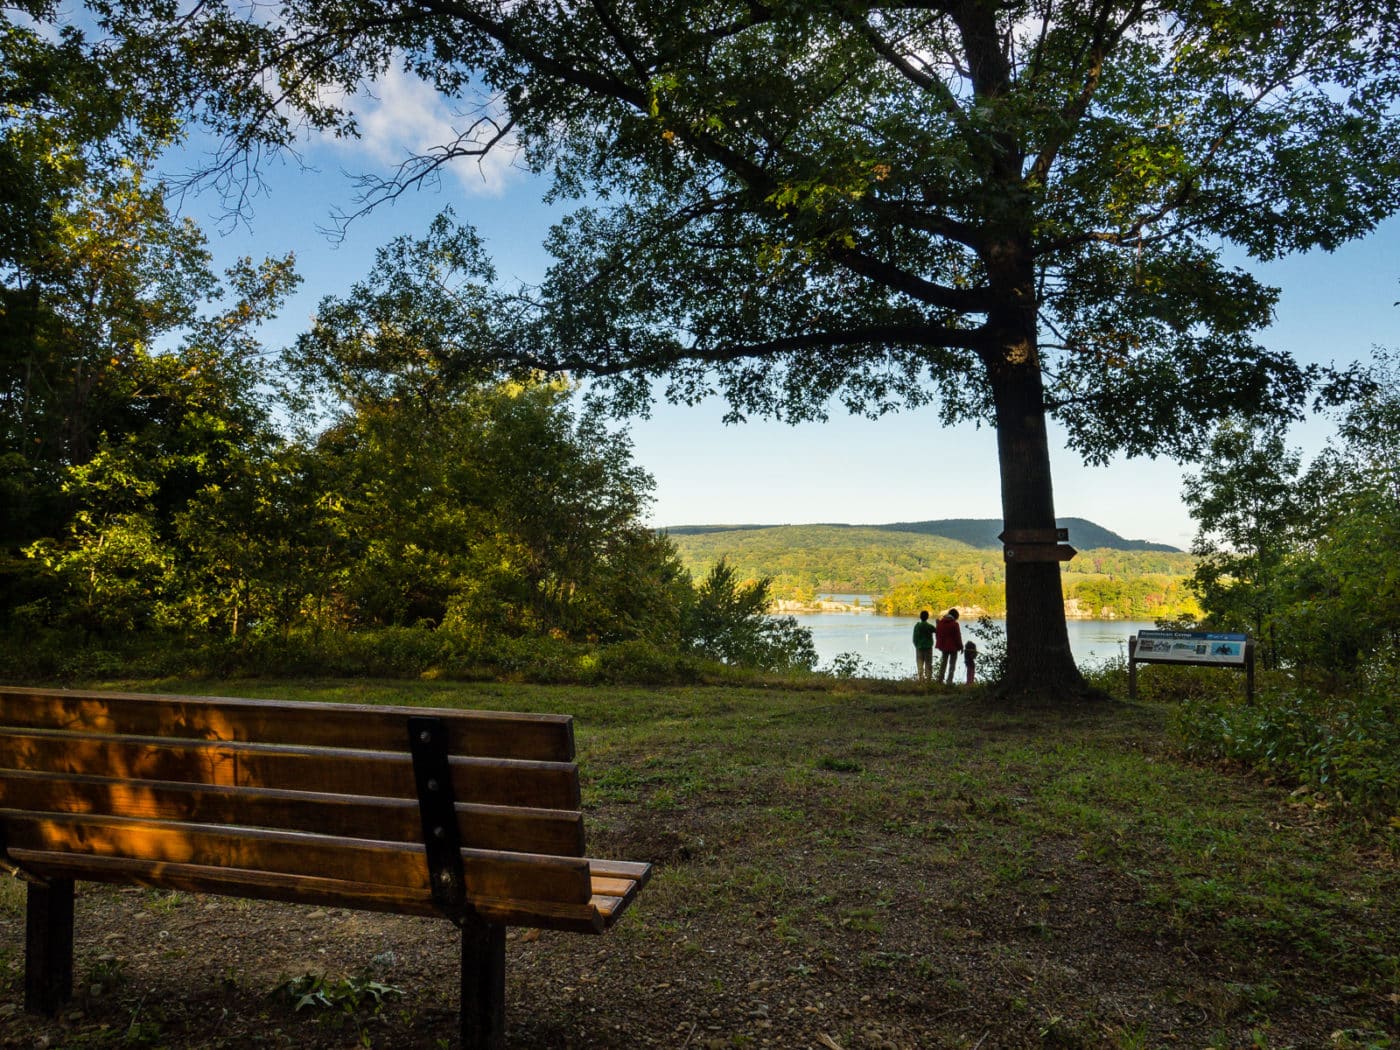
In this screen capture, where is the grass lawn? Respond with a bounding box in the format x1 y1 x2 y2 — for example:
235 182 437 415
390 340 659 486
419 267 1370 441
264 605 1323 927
2 677 1397 1048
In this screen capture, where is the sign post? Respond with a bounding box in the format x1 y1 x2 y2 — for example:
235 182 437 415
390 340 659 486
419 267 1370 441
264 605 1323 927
1128 630 1255 704
999 528 1076 564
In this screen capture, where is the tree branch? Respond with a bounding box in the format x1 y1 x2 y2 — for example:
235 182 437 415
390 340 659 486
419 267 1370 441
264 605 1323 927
509 321 988 378
1027 0 1146 186
324 113 518 241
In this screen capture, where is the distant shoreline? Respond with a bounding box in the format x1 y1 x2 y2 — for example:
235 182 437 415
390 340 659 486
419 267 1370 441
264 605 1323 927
771 599 1140 621
772 599 880 614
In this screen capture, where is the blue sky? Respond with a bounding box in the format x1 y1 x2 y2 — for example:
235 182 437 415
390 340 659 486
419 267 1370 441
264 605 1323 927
169 73 1399 552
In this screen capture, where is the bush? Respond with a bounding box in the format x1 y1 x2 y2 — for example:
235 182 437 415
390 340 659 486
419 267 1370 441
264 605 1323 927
966 616 1007 684
0 626 772 688
1171 687 1400 822
684 560 817 672
824 651 873 679
588 639 706 685
1124 662 1251 704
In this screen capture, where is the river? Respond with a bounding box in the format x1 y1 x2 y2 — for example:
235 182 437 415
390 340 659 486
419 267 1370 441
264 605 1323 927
782 608 1155 678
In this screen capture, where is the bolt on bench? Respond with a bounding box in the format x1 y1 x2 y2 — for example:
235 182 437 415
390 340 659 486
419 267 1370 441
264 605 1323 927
0 686 651 1049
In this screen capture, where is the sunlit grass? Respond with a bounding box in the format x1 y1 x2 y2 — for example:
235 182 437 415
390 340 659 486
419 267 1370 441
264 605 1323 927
28 675 1400 1044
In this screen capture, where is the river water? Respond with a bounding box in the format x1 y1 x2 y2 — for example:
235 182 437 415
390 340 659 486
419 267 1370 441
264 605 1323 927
783 610 1156 678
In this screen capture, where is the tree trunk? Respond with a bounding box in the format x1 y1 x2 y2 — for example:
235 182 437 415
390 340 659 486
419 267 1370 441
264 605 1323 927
986 340 1091 700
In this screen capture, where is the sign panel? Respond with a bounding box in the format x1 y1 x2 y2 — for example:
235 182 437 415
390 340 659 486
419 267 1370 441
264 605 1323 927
1003 543 1077 562
1133 630 1248 666
998 527 1070 544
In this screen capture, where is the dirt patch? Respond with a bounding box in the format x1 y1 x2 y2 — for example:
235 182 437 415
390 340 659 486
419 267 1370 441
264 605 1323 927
2 819 1394 1049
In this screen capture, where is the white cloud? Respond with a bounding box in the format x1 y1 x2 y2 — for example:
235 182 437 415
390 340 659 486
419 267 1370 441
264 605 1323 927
330 65 524 197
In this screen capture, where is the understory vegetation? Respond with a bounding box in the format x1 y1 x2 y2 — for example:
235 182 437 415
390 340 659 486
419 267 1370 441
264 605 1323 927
1077 656 1400 829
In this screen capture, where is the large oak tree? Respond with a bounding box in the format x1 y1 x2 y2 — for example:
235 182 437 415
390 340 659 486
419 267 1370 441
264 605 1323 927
167 0 1399 695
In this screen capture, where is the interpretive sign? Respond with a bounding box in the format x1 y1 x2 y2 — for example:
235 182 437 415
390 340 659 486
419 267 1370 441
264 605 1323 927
1128 630 1255 703
1133 630 1248 666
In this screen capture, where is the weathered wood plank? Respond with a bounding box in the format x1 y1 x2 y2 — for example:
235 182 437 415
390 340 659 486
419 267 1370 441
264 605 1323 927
0 687 575 762
5 852 612 932
0 730 581 810
587 858 653 888
587 864 649 928
589 876 637 898
0 770 586 856
2 813 594 904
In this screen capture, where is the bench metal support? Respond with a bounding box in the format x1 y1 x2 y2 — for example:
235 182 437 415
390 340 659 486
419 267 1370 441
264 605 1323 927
407 716 468 916
25 878 73 1015
461 909 506 1050
409 716 506 1047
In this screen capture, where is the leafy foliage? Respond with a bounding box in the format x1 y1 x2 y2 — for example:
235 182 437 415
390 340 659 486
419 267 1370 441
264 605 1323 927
966 616 1009 685
3 202 814 676
1172 689 1400 823
1186 352 1400 684
137 0 1400 693
684 559 817 671
275 972 403 1015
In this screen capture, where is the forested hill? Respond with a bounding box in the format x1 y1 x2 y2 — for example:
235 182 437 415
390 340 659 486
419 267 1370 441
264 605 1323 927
876 518 1180 551
664 518 1181 552
668 525 984 597
666 523 1199 620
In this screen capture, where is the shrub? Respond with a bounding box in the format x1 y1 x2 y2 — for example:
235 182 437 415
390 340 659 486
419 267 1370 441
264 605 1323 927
589 639 706 685
825 651 873 679
684 560 817 672
1171 687 1400 822
0 624 820 688
966 616 1007 684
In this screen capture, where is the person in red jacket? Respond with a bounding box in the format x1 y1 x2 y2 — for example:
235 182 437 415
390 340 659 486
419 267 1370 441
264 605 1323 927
934 608 963 686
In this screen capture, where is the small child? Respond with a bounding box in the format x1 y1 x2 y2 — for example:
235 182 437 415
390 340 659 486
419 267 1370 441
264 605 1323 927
963 641 978 685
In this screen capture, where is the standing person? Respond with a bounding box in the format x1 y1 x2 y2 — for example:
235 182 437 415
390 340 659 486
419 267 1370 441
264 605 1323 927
935 608 963 686
912 610 936 685
963 641 978 686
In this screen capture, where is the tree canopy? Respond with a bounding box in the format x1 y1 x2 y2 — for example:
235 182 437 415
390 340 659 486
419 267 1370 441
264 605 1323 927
166 0 1400 696
11 0 1399 694
1187 350 1400 683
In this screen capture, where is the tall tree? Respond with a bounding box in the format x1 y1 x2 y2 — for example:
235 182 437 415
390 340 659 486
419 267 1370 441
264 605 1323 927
188 0 1400 696
1186 352 1400 682
22 253 301 633
2 0 254 611
286 219 688 641
1182 419 1301 667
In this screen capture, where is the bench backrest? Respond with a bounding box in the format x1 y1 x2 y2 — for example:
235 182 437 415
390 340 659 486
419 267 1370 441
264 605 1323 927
0 686 618 931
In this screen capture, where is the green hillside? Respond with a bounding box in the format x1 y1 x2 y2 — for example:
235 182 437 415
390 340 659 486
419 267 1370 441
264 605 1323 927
664 517 1181 551
875 516 1180 552
666 523 1199 620
668 525 986 597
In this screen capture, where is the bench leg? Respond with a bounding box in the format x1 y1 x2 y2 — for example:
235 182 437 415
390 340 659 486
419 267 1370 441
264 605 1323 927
25 878 74 1015
460 911 505 1050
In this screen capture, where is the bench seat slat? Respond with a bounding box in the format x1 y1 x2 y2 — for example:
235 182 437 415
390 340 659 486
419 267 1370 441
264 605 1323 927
0 770 587 856
4 851 624 933
0 687 575 762
1 812 594 905
0 730 581 810
585 858 653 889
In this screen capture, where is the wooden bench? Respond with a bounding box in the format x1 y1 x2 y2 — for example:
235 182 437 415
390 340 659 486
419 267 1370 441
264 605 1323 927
0 685 650 1049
